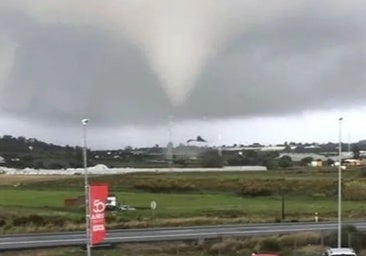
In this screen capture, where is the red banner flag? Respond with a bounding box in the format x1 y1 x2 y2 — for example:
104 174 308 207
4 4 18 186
89 183 108 245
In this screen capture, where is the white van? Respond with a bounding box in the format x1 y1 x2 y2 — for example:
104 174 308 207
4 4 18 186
323 248 357 256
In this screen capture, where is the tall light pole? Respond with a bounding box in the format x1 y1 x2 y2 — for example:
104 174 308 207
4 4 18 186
338 117 343 248
82 118 91 256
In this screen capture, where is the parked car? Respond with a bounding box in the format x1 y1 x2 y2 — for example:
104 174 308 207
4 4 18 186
323 248 357 256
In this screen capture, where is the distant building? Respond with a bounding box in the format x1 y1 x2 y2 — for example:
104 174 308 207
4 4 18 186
311 160 323 167
279 153 327 162
344 159 363 166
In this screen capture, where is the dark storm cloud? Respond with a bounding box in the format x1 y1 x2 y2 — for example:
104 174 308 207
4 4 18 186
182 2 366 119
0 9 171 125
1 1 366 127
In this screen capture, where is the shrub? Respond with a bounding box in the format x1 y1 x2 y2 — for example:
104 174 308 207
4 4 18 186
278 156 293 168
344 181 366 200
133 180 197 193
48 162 65 169
279 232 321 247
209 238 243 254
324 225 362 252
240 184 272 196
359 167 366 177
12 216 28 226
259 237 281 252
0 218 6 227
28 215 45 226
46 216 65 227
264 159 279 170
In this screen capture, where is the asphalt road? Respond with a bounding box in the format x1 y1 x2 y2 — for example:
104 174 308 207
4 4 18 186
1 221 366 251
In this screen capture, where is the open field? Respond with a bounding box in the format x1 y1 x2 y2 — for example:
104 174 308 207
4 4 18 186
1 168 366 255
0 174 76 186
0 167 366 233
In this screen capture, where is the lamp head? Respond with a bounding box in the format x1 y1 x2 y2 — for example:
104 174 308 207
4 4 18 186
81 119 89 125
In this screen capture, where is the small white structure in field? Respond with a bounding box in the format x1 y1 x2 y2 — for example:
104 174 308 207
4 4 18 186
106 196 116 207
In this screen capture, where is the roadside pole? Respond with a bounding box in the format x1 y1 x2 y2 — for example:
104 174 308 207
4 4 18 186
82 119 91 256
338 117 343 248
151 200 157 220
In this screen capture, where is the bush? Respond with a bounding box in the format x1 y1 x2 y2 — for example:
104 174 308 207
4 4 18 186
199 150 224 168
259 237 281 252
12 216 28 226
209 238 243 254
0 218 6 227
278 156 293 168
324 225 362 252
48 162 65 169
344 181 366 200
240 183 272 196
46 216 65 227
12 215 46 227
133 180 198 193
264 159 279 170
34 161 45 169
359 167 366 177
279 232 321 247
28 214 45 226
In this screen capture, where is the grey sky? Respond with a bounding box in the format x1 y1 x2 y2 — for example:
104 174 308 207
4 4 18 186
0 1 366 149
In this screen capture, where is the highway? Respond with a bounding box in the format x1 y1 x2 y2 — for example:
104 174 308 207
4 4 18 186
1 221 366 251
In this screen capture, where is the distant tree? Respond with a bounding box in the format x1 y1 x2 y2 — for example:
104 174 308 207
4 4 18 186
283 145 292 153
74 147 83 161
227 157 249 166
352 144 360 159
64 145 73 153
251 142 262 147
17 136 26 143
34 161 45 169
278 156 293 168
124 146 133 151
68 161 81 168
264 159 279 170
326 158 335 166
294 145 305 153
199 149 223 167
2 135 13 140
22 155 34 166
245 150 258 158
301 157 313 166
48 162 65 169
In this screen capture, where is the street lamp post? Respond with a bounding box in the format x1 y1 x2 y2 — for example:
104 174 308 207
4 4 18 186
338 117 343 248
82 119 91 256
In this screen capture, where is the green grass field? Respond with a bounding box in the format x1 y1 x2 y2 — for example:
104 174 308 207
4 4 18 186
1 168 366 233
2 168 366 255
1 188 366 220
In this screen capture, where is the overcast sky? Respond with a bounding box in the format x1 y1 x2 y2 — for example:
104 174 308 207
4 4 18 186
1 1 366 149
